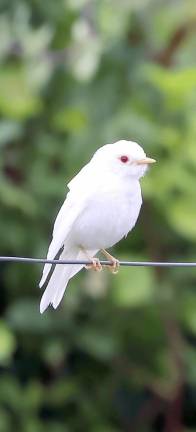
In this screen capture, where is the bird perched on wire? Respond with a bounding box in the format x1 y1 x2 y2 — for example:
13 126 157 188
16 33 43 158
39 140 156 313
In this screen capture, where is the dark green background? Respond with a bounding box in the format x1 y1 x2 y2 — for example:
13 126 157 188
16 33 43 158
0 0 196 430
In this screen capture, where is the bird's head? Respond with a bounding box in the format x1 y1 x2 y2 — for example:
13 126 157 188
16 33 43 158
92 140 156 179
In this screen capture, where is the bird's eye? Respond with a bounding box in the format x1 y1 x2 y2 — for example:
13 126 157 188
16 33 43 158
120 155 129 163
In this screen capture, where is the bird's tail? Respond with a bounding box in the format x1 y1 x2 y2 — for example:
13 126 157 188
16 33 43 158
40 245 83 313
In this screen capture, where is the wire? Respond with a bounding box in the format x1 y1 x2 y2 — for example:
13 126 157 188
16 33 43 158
0 256 196 267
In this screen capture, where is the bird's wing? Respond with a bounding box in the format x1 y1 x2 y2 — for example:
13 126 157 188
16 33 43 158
39 192 87 288
40 161 98 288
53 161 93 238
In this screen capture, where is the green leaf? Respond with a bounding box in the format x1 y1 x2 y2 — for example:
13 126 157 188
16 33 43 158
168 197 196 240
0 120 23 146
53 107 88 132
0 321 16 365
111 256 155 307
0 66 42 119
146 65 196 110
0 180 38 215
181 295 196 334
76 326 119 360
7 299 55 334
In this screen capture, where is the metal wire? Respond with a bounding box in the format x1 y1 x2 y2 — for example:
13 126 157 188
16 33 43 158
0 256 196 267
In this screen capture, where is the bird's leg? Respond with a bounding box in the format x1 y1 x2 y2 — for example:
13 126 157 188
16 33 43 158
101 249 120 274
81 248 102 272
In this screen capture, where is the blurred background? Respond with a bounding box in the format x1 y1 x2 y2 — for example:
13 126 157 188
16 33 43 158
0 0 196 430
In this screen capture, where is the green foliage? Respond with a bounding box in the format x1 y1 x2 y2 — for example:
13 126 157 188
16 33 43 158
0 0 196 430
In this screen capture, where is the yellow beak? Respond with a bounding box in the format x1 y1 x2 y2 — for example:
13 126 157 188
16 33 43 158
136 157 156 165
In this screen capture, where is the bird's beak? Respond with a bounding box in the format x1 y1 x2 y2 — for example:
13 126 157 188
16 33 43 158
136 157 156 165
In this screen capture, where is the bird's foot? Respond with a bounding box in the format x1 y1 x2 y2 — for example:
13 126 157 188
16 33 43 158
107 258 120 274
101 249 120 274
85 257 102 272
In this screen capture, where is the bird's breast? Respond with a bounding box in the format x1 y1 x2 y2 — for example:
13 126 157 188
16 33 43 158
73 180 142 250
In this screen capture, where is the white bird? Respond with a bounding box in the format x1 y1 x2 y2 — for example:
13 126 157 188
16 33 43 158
39 140 156 313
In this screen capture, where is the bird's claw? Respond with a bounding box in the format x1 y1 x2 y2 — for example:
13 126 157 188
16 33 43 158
106 259 120 274
100 249 120 274
85 258 102 272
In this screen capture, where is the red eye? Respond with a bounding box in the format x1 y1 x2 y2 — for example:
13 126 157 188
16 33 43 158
120 155 129 163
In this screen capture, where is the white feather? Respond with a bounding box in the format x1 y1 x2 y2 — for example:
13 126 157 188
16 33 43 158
40 245 98 313
40 245 77 313
39 139 154 312
39 195 85 288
